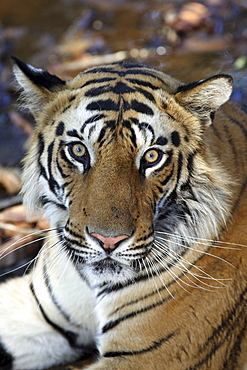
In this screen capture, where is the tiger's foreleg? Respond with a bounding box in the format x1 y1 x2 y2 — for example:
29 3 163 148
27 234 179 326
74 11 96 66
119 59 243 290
0 275 84 370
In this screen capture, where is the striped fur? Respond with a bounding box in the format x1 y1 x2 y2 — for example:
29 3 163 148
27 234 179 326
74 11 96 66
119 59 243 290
0 58 246 369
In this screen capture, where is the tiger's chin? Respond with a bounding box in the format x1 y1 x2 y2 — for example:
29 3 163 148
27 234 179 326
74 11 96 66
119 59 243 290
79 257 138 287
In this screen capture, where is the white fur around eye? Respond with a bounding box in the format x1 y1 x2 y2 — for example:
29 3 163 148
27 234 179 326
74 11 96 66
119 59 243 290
140 148 168 177
65 142 90 172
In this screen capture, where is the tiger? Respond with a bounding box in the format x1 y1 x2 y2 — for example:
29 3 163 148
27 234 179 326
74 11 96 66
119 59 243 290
0 56 246 370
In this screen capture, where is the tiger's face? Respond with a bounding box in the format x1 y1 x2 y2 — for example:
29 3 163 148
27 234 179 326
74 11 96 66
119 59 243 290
13 60 233 286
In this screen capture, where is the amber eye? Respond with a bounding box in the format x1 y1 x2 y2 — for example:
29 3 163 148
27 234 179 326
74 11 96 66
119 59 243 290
71 143 86 158
144 149 160 164
140 148 164 174
67 142 90 171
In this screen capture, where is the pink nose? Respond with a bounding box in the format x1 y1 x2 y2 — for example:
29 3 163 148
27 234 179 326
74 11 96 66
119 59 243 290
91 233 129 250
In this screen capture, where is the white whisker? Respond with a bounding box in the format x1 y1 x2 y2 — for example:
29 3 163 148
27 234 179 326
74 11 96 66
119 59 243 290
143 257 164 301
0 227 59 258
155 230 245 249
150 248 194 294
155 233 235 269
29 234 63 287
154 239 229 288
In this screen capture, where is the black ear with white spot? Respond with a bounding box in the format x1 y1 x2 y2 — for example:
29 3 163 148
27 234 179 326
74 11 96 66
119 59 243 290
11 56 66 113
175 74 233 124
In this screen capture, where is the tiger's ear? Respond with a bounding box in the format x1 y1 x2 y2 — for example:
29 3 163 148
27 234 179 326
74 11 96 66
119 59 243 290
11 56 65 113
175 74 233 123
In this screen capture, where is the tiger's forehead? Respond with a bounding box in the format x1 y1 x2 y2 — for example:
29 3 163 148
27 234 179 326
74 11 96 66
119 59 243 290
60 90 176 150
53 63 182 146
69 62 180 94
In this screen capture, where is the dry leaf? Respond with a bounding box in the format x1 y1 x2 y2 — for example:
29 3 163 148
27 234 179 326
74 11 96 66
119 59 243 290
0 168 21 195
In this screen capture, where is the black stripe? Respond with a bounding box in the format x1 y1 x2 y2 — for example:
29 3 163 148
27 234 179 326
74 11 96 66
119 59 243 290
105 120 117 130
56 121 65 136
155 136 168 146
176 152 183 185
109 285 165 316
130 99 154 116
126 78 159 90
136 230 153 243
60 147 74 170
40 195 67 211
47 142 54 177
63 183 76 200
122 120 137 147
171 131 181 147
137 121 155 141
43 262 77 326
122 69 166 84
80 77 115 89
102 296 171 334
86 80 136 96
62 105 71 114
62 180 73 188
47 142 60 195
65 223 86 241
84 67 118 74
186 285 247 370
83 64 157 76
0 341 13 370
112 81 135 94
155 184 163 193
154 150 173 175
97 127 107 145
229 112 247 138
204 285 247 351
222 318 247 369
86 99 120 112
37 133 48 180
66 129 82 139
29 282 78 347
97 273 149 297
135 87 155 102
223 327 247 369
85 85 111 97
187 152 195 173
211 123 221 139
64 243 87 263
56 156 69 179
84 113 106 125
82 63 167 85
103 331 176 358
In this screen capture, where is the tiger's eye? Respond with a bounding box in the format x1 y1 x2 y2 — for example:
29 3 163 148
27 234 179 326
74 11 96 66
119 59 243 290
144 149 160 163
71 143 86 157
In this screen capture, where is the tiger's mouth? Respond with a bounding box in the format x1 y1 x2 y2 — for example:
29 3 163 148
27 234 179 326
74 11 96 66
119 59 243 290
63 239 146 285
91 257 124 275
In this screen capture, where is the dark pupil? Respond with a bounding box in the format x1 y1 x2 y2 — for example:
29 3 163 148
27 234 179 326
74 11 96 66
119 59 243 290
74 145 84 156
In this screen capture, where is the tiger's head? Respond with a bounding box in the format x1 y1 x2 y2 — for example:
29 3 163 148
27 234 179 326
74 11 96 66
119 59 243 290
12 58 233 286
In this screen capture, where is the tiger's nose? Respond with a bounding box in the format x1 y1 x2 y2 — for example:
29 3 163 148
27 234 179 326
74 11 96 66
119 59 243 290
91 233 129 250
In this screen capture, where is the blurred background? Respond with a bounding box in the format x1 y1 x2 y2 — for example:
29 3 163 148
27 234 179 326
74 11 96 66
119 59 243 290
0 0 247 279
